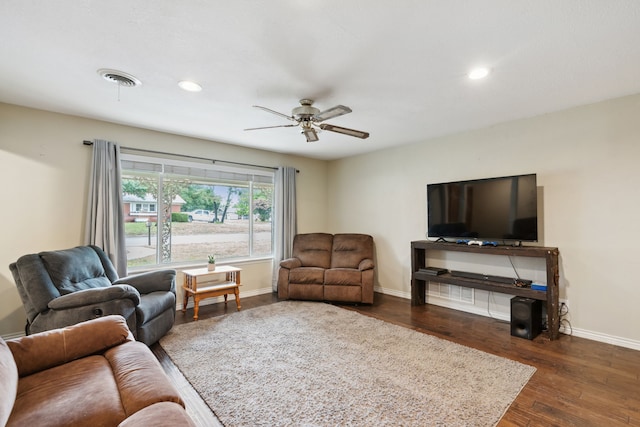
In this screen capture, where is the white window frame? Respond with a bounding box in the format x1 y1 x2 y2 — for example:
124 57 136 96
121 153 275 269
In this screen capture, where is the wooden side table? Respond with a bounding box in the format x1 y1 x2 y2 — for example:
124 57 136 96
181 265 242 320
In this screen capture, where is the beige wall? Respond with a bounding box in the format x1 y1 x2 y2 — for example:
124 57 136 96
0 103 328 336
3 94 640 349
327 93 640 349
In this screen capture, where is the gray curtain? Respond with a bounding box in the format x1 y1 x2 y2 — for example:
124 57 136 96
272 166 297 291
84 139 127 277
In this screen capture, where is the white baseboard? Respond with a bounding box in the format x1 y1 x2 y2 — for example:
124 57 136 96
6 287 640 352
563 326 640 351
375 286 640 351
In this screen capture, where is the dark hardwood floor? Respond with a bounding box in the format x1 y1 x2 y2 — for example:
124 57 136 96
153 293 640 426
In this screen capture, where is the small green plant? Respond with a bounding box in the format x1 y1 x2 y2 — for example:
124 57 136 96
208 255 216 264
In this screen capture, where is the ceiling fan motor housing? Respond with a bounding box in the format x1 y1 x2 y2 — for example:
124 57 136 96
292 99 319 119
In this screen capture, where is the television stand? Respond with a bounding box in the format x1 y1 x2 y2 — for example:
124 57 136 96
411 240 560 340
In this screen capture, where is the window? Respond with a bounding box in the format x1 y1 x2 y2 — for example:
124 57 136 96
130 202 156 213
121 154 274 270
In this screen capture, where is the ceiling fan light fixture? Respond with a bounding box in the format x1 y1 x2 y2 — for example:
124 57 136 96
178 80 202 92
468 67 490 80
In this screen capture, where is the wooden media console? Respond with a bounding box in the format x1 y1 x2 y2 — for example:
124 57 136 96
411 241 560 340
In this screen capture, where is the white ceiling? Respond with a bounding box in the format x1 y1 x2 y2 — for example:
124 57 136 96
2 1 640 160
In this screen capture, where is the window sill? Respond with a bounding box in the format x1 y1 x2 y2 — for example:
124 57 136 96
128 256 274 274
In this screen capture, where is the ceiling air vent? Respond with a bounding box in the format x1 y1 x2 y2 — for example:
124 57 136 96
97 69 142 87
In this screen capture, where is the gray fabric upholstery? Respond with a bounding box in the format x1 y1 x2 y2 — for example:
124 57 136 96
10 245 176 346
136 307 176 348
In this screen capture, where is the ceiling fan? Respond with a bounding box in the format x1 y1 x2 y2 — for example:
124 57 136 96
245 99 370 142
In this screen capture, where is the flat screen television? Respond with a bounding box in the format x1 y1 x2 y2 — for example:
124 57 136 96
427 173 538 242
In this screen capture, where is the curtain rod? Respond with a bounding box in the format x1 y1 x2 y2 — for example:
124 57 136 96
83 140 299 172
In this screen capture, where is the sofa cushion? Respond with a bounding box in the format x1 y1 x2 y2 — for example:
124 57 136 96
292 233 333 269
289 267 325 285
8 356 126 427
331 234 374 269
0 339 18 427
324 284 362 302
289 284 324 301
325 268 363 286
40 246 113 294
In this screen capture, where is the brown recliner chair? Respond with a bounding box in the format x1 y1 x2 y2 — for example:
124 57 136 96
277 233 374 304
0 315 195 427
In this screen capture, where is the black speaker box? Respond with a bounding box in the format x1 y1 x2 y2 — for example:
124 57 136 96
510 297 542 340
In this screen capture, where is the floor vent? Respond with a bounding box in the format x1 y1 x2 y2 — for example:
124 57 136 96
428 283 474 304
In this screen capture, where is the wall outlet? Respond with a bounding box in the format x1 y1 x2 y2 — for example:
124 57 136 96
559 299 569 317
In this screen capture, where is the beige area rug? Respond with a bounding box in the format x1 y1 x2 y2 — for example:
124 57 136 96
160 301 535 426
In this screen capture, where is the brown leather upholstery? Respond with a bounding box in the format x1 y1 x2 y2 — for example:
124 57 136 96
1 315 195 427
278 233 374 304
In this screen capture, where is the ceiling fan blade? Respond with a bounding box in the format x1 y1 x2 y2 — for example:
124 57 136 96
303 128 319 142
319 123 369 139
313 105 352 122
252 105 296 122
244 124 297 131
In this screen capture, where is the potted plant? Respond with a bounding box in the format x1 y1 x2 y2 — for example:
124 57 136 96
207 254 216 271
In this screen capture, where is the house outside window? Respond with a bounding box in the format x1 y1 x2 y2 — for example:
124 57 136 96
130 202 157 213
121 154 274 270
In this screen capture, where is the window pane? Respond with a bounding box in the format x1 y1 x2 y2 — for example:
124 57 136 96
122 162 273 270
170 184 250 263
252 183 273 256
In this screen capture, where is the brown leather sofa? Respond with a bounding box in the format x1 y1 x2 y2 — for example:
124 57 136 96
278 233 375 304
0 315 195 427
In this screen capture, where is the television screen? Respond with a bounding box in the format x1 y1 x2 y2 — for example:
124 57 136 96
427 174 538 242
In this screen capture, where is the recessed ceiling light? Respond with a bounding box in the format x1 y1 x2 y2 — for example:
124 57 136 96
468 67 490 80
178 80 202 92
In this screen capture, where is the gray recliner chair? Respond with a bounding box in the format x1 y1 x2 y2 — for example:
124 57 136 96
9 245 176 346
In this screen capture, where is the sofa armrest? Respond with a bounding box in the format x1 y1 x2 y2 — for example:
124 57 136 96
279 258 302 269
7 315 133 377
47 285 141 310
106 341 184 417
118 402 196 427
114 269 176 295
358 259 375 271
